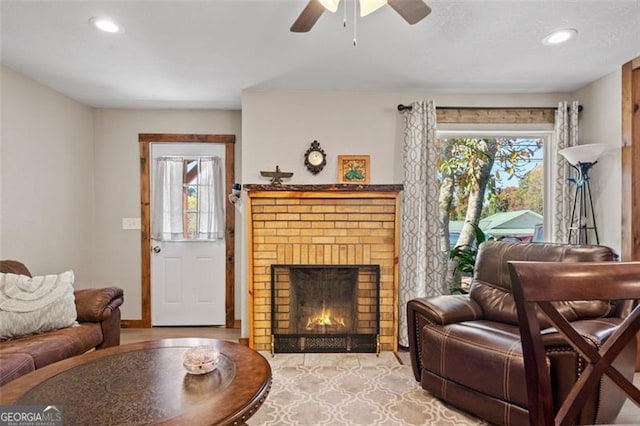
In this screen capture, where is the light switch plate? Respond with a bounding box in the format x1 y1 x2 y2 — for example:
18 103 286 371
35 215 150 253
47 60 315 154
122 217 141 230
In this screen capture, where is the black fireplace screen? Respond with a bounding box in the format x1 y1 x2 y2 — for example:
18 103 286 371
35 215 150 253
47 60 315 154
271 264 380 353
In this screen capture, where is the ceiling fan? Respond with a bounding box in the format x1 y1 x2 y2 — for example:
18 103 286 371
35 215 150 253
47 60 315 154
291 0 432 33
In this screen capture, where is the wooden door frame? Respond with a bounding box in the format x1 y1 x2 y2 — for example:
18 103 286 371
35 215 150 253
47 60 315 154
621 57 640 262
621 57 640 371
123 133 235 328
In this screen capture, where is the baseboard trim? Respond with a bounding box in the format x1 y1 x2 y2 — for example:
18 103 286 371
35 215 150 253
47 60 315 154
121 320 147 328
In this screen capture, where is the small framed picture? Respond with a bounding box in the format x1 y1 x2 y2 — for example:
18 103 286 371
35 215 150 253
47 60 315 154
337 155 370 184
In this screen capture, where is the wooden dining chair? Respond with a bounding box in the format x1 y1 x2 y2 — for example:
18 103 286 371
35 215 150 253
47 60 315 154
508 261 640 426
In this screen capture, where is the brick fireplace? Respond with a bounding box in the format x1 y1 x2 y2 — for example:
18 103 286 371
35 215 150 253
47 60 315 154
271 264 380 353
246 184 402 352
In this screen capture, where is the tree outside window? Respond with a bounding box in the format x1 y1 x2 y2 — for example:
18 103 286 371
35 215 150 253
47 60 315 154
438 137 544 291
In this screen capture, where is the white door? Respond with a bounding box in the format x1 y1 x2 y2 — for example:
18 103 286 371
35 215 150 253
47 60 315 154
150 143 226 326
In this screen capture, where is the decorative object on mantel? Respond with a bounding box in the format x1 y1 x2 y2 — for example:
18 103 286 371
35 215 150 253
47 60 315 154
558 143 607 245
228 183 242 204
303 140 327 175
337 155 370 184
260 165 294 186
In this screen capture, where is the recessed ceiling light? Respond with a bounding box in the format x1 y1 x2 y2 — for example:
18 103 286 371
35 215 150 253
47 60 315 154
542 28 578 45
89 17 123 34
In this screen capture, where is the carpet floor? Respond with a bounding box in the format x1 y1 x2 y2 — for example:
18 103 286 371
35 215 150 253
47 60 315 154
248 352 487 426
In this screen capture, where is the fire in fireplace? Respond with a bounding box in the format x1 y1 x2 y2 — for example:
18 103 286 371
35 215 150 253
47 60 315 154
270 264 380 354
305 308 345 332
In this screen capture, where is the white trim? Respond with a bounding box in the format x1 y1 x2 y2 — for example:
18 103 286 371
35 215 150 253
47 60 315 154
543 132 555 242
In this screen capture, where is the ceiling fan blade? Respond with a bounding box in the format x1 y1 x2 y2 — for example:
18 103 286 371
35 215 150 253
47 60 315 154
387 0 431 25
291 0 326 33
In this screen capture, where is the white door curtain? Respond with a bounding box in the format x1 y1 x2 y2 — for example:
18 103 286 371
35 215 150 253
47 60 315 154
152 156 224 241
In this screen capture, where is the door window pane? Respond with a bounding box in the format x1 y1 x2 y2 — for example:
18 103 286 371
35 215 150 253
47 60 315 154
152 152 224 242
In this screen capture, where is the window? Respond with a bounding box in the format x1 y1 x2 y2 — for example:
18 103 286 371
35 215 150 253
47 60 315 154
437 133 548 249
151 156 224 241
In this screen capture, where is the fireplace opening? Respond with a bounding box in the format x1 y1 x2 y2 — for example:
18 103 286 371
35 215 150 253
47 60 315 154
271 264 380 354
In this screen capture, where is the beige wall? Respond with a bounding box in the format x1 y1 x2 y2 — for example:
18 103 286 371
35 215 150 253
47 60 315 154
572 69 622 255
92 109 242 320
1 65 94 284
241 90 569 185
1 67 243 320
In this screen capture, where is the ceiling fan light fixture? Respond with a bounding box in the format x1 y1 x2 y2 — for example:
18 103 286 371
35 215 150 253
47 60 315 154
318 0 340 13
291 0 431 33
542 28 578 45
360 0 387 17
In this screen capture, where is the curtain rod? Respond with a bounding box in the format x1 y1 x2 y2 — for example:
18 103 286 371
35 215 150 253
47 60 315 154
155 155 217 160
396 104 583 112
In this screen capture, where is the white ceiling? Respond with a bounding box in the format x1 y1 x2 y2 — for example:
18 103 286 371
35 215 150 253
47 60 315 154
1 0 639 110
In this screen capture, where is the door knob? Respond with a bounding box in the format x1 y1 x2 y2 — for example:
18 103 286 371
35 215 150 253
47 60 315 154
153 246 161 254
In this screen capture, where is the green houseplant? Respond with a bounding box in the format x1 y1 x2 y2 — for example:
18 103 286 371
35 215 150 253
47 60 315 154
448 223 488 294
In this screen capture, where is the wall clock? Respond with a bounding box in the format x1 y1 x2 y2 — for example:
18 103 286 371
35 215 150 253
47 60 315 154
304 140 327 175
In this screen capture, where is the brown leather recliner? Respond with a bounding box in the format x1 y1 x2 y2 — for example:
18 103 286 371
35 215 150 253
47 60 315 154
407 241 637 425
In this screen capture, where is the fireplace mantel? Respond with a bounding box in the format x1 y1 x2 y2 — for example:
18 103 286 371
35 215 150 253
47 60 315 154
246 185 402 352
244 184 403 193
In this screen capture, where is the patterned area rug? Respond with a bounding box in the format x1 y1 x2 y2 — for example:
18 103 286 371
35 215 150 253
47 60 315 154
248 352 487 426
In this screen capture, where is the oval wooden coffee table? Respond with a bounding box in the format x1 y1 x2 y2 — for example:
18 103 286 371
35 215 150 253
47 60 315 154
0 338 271 425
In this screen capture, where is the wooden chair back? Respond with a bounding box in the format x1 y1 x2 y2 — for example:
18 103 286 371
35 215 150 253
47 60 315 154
508 261 640 426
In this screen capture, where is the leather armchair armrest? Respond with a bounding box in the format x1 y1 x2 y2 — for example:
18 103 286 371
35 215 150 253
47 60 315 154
74 287 124 323
407 295 483 381
409 295 483 326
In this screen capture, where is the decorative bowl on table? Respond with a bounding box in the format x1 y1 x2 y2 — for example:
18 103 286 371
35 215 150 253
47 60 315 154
183 346 220 375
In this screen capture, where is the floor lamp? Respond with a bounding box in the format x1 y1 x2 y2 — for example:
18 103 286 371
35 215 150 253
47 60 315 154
558 144 607 245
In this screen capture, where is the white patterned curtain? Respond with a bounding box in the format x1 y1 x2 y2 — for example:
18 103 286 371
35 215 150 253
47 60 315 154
152 157 184 241
552 101 580 243
197 157 225 240
399 100 447 347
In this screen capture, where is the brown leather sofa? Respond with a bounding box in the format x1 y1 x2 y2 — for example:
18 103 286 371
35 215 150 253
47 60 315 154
407 241 637 425
0 260 124 385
